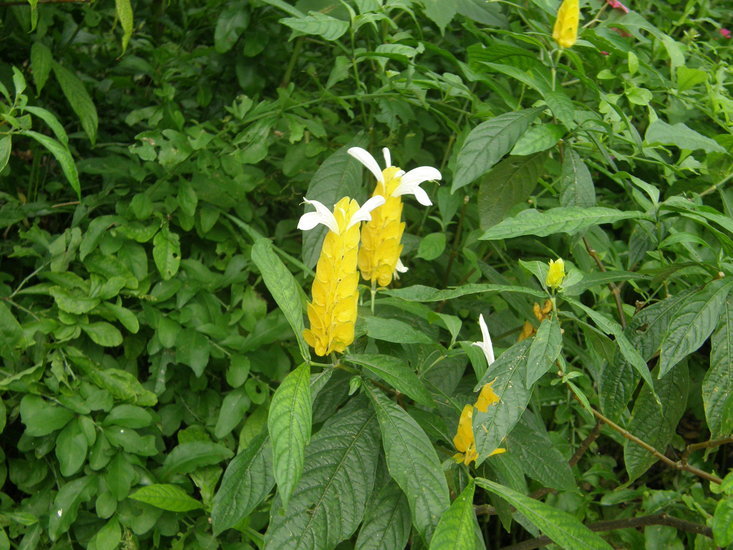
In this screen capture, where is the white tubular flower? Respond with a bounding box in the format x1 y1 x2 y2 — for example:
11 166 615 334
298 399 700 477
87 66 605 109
298 199 340 234
392 166 442 206
346 195 386 230
472 314 495 367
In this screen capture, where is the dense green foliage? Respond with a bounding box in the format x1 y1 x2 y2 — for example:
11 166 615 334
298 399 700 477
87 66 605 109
1 0 733 548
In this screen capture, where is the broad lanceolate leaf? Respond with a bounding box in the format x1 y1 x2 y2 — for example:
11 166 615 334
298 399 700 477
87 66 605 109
48 476 96 541
477 153 546 229
115 0 134 53
385 283 544 302
265 399 380 550
560 149 595 208
366 386 449 543
355 480 411 550
52 62 98 145
475 478 613 550
525 316 562 387
713 498 733 547
473 340 531 462
160 441 233 478
30 41 53 93
453 108 543 192
280 12 349 41
251 238 310 361
429 481 476 550
0 135 10 174
624 363 688 481
22 131 80 198
214 1 249 53
130 484 203 512
644 119 726 153
346 353 433 407
268 363 311 508
364 316 433 344
480 207 645 240
703 296 733 438
152 226 181 280
659 278 733 378
211 432 274 535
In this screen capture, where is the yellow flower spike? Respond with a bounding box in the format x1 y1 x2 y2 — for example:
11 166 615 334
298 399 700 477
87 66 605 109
518 321 536 342
546 258 566 289
552 0 579 49
348 147 441 287
452 405 479 466
475 381 500 413
298 195 385 356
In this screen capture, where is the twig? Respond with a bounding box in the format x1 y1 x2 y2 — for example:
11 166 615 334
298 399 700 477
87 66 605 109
0 0 88 5
681 437 733 464
500 513 713 550
582 237 627 329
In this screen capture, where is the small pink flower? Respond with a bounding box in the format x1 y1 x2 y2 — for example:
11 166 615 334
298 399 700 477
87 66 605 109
720 28 732 39
606 0 630 13
611 27 632 37
600 50 610 55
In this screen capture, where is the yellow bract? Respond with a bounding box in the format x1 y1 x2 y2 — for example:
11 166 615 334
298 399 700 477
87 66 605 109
475 381 500 413
303 197 362 356
552 0 579 49
359 167 405 287
546 258 566 289
452 381 505 465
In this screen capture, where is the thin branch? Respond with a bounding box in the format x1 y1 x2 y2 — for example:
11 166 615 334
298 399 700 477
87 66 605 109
500 513 713 550
0 0 88 5
582 237 627 329
681 437 733 464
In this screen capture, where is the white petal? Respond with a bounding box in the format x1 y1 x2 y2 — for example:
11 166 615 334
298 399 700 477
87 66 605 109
348 147 384 183
393 182 433 206
399 166 442 187
298 199 339 234
382 147 392 167
347 195 386 229
474 314 495 366
395 258 408 273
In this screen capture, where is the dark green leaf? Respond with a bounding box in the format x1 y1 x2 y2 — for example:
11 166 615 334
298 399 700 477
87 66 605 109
645 119 726 153
153 226 181 280
48 477 96 540
82 322 123 347
355 480 411 550
160 441 233 478
385 283 544 302
52 62 98 145
703 296 733 438
23 131 80 198
30 42 53 93
130 484 203 512
416 232 447 261
281 12 349 41
560 149 595 208
20 395 74 437
175 329 210 377
525 316 562 387
428 481 475 550
214 1 249 53
364 316 433 344
346 353 434 407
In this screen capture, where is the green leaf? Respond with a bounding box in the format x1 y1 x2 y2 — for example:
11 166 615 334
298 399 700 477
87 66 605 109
30 42 53 93
0 301 23 349
429 481 475 550
214 1 249 53
175 329 210 377
416 232 447 261
525 316 562 387
52 62 98 145
366 386 449 542
511 124 564 156
453 108 543 192
214 389 251 438
70 353 157 406
560 149 595 208
48 476 96 540
355 480 411 550
115 0 134 53
22 131 80 198
268 363 311 508
475 478 613 550
251 238 310 361
265 399 380 549
280 12 349 41
480 207 645 240
23 106 69 145
0 136 10 173
82 322 123 347
624 363 689 480
91 517 121 550
703 296 733 438
20 395 74 437
659 278 733 377
153 226 181 280
473 340 532 461
364 316 433 344
211 432 274 534
478 153 546 230
103 405 153 429
422 0 457 32
55 418 89 476
160 441 233 478
542 89 575 129
130 484 203 512
346 353 434 407
645 119 726 153
385 283 544 302
713 498 733 547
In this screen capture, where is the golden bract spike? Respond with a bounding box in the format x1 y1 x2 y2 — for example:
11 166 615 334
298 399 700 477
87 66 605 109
552 0 579 49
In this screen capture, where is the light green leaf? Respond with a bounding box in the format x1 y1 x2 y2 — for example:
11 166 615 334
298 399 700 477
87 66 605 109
473 340 532 461
713 499 733 547
153 226 181 280
130 484 203 512
23 106 69 145
160 441 233 478
560 149 595 208
475 478 613 550
525 316 562 387
346 353 434 407
417 232 447 261
624 363 688 480
175 329 210 377
429 481 475 550
214 389 251 438
480 207 645 240
20 395 74 437
281 12 349 41
55 418 89 476
48 477 96 540
0 136 10 173
364 316 433 344
703 296 733 439
422 0 457 32
265 399 380 549
251 238 310 361
453 108 543 192
366 386 449 542
22 131 80 198
355 480 411 550
385 283 544 302
115 0 134 53
30 42 53 93
52 62 98 145
212 432 274 534
0 301 22 349
91 517 121 550
82 322 123 347
268 363 311 508
510 124 564 156
645 119 726 153
542 89 575 129
659 278 733 377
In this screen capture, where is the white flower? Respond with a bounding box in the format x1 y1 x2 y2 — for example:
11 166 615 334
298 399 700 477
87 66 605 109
297 196 386 235
472 314 495 367
347 146 442 206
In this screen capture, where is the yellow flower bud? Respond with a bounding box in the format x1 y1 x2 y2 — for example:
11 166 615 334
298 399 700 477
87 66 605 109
546 258 566 289
552 0 579 49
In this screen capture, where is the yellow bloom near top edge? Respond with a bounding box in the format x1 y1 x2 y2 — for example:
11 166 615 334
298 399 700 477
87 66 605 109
553 0 580 49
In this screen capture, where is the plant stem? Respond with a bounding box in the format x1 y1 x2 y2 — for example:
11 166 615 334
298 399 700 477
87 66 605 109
582 237 627 329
